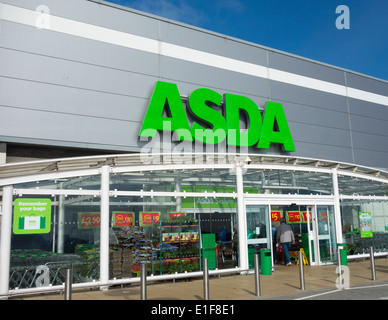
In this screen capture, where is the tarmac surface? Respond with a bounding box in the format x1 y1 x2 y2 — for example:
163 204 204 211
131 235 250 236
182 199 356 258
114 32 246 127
11 257 388 301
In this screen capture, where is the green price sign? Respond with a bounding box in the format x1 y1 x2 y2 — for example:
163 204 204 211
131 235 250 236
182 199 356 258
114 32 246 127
13 198 52 234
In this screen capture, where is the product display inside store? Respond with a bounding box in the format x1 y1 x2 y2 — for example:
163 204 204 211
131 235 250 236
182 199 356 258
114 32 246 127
8 205 237 289
110 215 201 278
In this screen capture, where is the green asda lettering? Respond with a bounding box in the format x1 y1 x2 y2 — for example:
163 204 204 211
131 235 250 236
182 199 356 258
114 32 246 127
139 81 295 152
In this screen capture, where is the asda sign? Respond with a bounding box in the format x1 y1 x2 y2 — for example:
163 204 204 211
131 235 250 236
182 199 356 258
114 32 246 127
139 81 295 152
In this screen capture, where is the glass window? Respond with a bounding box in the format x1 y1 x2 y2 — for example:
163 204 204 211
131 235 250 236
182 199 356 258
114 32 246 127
9 194 101 290
108 168 239 274
111 168 237 192
13 174 101 191
244 169 333 195
338 175 388 196
108 192 238 279
341 199 388 255
316 205 337 264
196 203 238 270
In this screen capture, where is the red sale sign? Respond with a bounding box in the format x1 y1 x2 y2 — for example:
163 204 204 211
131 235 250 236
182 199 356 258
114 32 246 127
113 212 134 227
286 211 301 224
271 211 281 222
79 212 100 229
140 212 160 226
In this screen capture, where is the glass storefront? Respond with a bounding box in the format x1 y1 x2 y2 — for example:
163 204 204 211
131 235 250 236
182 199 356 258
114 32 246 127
7 169 240 290
2 154 388 295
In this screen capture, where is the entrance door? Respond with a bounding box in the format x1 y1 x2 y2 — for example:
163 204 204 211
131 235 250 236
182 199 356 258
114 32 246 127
316 205 337 264
245 205 271 268
244 203 337 268
306 205 337 265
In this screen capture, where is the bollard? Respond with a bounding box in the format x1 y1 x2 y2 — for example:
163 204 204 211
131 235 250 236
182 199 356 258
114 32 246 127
254 254 261 296
337 247 343 288
140 263 147 300
64 268 72 300
298 251 305 290
370 247 376 281
203 258 209 300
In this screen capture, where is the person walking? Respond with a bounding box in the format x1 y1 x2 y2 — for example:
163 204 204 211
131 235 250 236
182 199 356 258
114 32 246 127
276 218 295 266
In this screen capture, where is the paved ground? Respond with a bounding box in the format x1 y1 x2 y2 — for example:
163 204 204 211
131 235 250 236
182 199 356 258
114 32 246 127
11 258 388 301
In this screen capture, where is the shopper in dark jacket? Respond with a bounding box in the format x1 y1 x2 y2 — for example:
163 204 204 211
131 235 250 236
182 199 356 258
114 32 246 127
276 218 295 266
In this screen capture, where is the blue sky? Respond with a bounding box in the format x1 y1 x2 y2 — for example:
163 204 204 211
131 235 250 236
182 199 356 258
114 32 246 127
106 0 388 82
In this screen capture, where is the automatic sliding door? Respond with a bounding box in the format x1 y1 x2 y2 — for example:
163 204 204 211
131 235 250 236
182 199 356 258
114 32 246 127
246 205 271 268
244 202 337 267
316 206 337 264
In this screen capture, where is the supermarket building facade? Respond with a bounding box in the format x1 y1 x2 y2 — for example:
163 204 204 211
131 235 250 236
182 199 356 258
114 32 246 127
1 0 388 297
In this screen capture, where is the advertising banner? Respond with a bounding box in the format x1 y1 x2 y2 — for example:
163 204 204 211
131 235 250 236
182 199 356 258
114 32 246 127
13 198 51 234
359 212 373 238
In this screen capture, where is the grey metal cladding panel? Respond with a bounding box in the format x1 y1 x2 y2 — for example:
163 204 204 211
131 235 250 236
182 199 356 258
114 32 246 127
292 141 354 164
6 0 160 40
0 77 148 124
168 80 270 110
159 22 268 66
2 0 43 10
351 131 388 152
1 22 159 79
346 72 388 96
0 48 157 100
270 81 348 113
348 98 388 121
353 149 388 169
0 106 141 150
160 56 270 100
350 114 388 137
282 101 350 131
268 51 346 86
289 121 352 149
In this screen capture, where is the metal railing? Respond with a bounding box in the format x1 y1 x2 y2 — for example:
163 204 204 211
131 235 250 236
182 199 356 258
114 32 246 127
2 249 384 300
3 264 249 299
